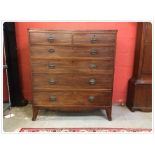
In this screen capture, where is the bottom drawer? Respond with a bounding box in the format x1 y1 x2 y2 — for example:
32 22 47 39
33 91 112 106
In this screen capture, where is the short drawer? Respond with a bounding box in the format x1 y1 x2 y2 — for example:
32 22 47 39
29 32 72 45
33 91 112 106
31 59 114 73
30 46 115 58
32 73 113 89
73 33 116 45
73 46 115 58
30 46 73 57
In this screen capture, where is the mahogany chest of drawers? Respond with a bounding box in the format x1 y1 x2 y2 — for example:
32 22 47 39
28 29 117 121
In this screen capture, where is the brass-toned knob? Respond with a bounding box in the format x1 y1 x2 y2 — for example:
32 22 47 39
48 79 56 85
48 64 55 69
49 96 57 102
89 79 96 85
89 64 97 69
88 96 95 103
90 34 97 43
90 49 97 55
48 48 55 53
48 36 54 43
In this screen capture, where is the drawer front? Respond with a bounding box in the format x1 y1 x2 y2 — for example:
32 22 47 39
73 46 115 58
29 32 72 45
33 91 112 106
73 33 116 45
30 46 115 58
30 46 73 57
31 59 114 73
32 74 113 89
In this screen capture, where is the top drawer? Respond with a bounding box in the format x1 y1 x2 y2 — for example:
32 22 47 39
29 32 72 45
73 33 116 45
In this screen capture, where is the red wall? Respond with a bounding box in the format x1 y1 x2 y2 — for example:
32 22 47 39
15 22 137 104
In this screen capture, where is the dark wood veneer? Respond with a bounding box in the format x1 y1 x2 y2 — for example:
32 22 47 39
29 29 117 121
126 22 152 112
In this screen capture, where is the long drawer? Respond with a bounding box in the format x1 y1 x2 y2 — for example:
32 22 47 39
31 59 114 73
30 46 115 58
33 91 112 106
32 73 113 89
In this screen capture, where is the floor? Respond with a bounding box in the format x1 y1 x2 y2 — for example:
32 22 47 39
3 104 152 132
